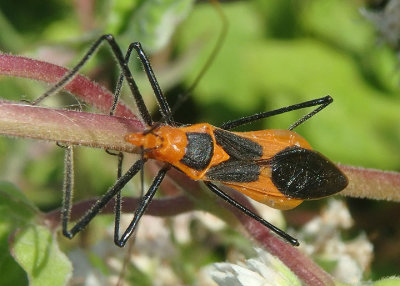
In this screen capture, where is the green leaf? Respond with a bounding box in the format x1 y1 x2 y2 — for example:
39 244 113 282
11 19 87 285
114 0 196 52
300 0 374 53
0 181 38 220
106 0 140 34
372 277 400 286
11 225 72 286
0 182 38 285
0 182 72 285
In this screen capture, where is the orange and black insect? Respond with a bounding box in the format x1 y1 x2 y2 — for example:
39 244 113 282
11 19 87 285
32 35 348 247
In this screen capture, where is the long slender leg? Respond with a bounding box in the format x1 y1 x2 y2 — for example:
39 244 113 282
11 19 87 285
109 151 124 244
110 45 135 116
114 165 170 247
61 145 74 237
115 149 143 284
130 43 174 125
109 41 173 125
30 34 152 126
204 181 299 246
220 95 333 130
62 158 146 239
112 147 143 245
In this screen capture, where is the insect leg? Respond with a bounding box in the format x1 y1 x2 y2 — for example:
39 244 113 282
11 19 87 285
109 41 173 125
104 150 126 245
204 181 299 246
220 95 333 130
114 165 170 247
129 42 174 125
61 145 74 237
62 157 146 239
110 44 136 116
287 96 333 130
30 34 152 126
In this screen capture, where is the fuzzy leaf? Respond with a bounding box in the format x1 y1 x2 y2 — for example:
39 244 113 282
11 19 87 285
0 182 38 284
11 225 72 286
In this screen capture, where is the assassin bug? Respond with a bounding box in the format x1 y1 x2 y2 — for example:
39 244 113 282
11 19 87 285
28 34 348 248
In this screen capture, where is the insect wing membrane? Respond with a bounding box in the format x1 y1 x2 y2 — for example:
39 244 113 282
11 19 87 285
270 146 348 199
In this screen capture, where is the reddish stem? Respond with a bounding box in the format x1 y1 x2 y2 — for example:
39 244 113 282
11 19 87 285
0 54 139 119
0 101 142 152
43 195 194 230
235 202 334 286
339 164 400 202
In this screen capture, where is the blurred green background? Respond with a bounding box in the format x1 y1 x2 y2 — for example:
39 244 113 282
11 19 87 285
0 0 400 284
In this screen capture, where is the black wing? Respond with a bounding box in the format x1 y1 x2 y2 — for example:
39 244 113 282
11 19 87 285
270 146 348 199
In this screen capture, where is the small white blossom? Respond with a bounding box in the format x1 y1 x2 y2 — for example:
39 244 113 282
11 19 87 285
298 199 374 284
205 248 301 286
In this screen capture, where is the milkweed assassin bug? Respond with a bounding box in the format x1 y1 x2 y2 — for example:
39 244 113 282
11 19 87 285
28 34 348 248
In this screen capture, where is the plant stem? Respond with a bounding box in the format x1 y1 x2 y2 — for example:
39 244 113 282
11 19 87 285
0 100 142 152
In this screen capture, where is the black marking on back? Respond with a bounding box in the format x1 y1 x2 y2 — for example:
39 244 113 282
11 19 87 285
270 146 348 199
214 129 263 160
206 159 260 182
180 132 214 171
